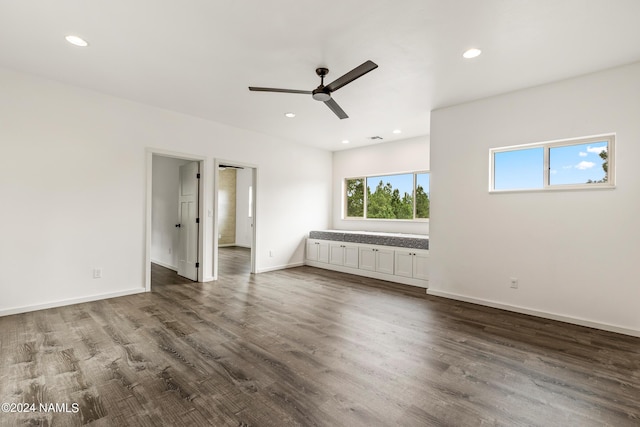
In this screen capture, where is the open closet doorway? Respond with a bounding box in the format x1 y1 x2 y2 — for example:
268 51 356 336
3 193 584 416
215 160 257 278
148 152 206 290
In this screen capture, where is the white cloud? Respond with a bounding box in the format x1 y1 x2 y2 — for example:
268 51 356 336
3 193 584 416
579 152 588 157
550 169 558 175
562 165 573 169
587 145 607 154
575 161 595 170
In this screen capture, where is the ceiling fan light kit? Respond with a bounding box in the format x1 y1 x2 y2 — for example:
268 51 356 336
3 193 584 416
249 60 378 119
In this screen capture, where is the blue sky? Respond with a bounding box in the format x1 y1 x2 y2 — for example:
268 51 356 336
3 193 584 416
549 142 607 185
494 142 607 190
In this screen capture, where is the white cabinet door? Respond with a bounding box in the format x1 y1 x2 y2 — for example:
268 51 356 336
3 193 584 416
332 244 358 268
393 249 430 280
359 248 376 271
394 250 414 278
306 240 319 261
376 249 395 275
413 252 430 280
361 247 394 274
344 245 359 268
318 241 330 263
307 239 329 263
329 244 345 265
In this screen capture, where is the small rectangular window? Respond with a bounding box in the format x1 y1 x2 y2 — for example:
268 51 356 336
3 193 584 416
549 142 609 185
494 147 544 190
490 134 614 192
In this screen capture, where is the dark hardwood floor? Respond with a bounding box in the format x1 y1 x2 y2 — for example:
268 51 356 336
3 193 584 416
0 247 638 426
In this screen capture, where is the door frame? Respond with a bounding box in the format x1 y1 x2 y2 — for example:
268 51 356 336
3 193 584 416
213 158 258 278
145 148 210 291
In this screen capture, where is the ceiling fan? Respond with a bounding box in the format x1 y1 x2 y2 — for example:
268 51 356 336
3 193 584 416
249 60 378 119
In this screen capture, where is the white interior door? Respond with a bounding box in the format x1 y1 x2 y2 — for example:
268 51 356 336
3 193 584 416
177 161 199 280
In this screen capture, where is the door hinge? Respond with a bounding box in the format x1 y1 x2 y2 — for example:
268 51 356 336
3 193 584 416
197 173 201 179
195 262 200 268
196 218 200 223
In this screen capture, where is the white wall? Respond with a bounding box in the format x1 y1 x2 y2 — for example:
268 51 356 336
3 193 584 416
332 136 430 235
151 155 189 269
429 61 640 336
0 67 332 315
235 167 253 248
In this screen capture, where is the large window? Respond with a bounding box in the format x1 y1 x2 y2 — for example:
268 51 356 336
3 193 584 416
345 172 429 220
490 134 614 192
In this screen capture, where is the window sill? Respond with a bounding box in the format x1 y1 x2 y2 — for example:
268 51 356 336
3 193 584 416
342 217 429 222
489 184 615 194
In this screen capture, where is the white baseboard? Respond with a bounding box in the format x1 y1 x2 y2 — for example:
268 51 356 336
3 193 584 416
257 262 304 273
427 289 640 338
151 259 177 271
0 288 147 317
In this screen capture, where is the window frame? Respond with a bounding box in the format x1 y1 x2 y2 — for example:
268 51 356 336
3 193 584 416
489 134 615 193
343 171 430 221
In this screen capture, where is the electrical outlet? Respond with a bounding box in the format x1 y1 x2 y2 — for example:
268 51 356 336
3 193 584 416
509 277 518 289
269 250 274 257
168 247 172 254
93 268 102 279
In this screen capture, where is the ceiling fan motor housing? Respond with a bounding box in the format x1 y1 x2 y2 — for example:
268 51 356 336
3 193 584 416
312 88 331 101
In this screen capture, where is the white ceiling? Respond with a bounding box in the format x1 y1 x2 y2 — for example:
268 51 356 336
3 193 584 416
2 1 640 151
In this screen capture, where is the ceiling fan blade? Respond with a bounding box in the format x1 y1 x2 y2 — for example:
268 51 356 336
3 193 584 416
248 87 312 94
324 60 378 93
324 98 348 119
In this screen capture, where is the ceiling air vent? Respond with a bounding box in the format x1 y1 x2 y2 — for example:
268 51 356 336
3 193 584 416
370 136 384 140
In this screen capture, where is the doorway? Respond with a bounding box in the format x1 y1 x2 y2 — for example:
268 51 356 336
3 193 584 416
214 160 257 278
147 152 206 290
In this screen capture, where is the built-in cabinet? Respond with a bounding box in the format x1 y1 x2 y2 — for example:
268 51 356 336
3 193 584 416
306 239 329 263
394 249 429 280
359 247 394 275
329 243 359 268
306 238 429 289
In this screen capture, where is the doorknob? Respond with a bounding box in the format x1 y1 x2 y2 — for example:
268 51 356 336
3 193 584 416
175 224 181 228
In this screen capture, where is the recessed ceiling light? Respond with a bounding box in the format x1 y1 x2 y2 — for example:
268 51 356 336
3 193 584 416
342 140 350 144
284 112 296 118
463 48 481 59
393 129 402 134
65 35 89 47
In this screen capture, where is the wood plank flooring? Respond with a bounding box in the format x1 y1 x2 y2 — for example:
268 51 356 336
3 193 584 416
0 246 638 426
